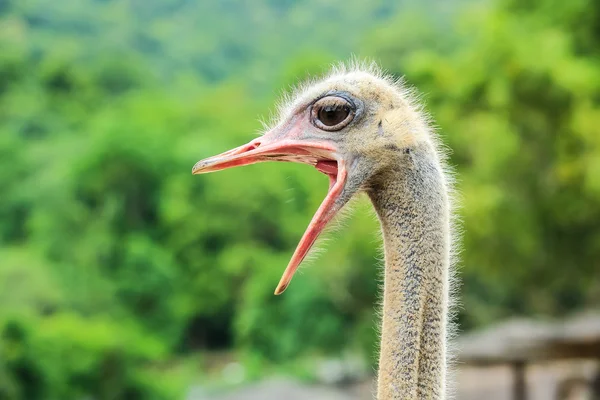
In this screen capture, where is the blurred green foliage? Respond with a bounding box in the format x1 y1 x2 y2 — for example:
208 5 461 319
0 0 599 398
369 0 600 322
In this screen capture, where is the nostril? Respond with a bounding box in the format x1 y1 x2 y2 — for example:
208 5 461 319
249 141 261 150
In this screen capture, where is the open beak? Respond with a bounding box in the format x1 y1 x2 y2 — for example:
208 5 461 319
192 136 347 295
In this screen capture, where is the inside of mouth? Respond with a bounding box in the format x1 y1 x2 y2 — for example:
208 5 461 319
315 160 338 190
315 160 338 175
261 147 339 189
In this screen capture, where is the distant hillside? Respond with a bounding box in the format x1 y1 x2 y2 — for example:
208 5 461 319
1 0 469 85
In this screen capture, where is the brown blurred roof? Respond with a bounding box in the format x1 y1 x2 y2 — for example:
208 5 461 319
457 311 600 365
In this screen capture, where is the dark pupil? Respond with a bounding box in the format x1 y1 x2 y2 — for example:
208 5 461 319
318 105 350 126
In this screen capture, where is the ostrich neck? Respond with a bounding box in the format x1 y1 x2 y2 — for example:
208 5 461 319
368 147 450 400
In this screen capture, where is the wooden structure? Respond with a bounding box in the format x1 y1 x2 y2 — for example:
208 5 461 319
457 312 600 400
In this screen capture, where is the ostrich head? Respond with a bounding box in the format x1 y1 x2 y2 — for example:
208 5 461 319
192 64 431 295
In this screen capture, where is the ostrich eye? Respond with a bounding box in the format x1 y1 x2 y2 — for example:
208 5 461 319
319 105 349 126
312 96 354 131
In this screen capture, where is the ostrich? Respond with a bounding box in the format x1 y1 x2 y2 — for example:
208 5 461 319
192 63 456 400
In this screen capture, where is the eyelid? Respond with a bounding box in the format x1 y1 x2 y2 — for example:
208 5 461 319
311 91 357 108
311 96 353 111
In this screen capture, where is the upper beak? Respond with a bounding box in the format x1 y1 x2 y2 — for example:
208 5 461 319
192 133 347 295
192 138 337 176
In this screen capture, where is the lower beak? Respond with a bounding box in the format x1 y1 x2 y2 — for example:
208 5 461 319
192 138 347 294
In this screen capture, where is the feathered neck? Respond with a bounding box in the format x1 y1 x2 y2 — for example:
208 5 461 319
367 144 452 400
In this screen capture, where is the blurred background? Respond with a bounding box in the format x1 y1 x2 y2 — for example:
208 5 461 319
0 0 599 399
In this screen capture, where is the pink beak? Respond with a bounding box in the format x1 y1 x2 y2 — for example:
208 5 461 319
192 133 347 295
